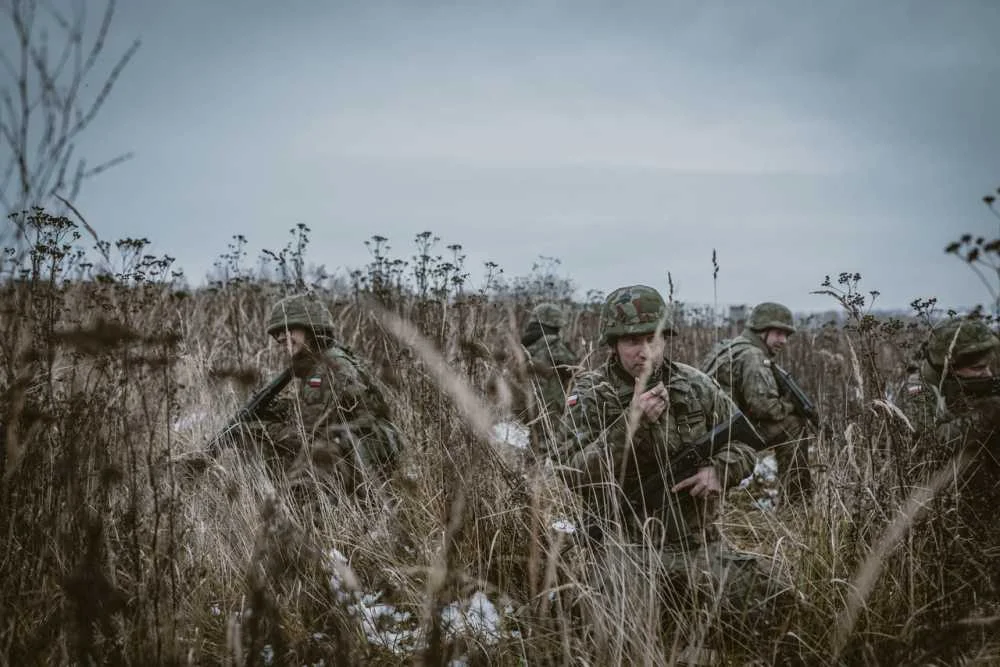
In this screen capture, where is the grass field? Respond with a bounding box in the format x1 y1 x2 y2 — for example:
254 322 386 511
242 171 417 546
1 210 997 666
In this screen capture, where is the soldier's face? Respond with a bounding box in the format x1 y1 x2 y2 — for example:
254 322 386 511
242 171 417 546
615 333 665 379
275 327 309 358
763 329 790 355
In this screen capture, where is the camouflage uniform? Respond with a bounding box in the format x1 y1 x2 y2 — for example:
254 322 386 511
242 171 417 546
254 294 402 499
896 318 1000 657
553 285 791 652
519 302 578 439
900 318 1000 444
701 302 812 503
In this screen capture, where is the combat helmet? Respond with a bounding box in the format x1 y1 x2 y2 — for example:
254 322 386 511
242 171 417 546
599 284 676 345
530 302 567 329
266 293 337 341
927 317 999 370
747 302 797 335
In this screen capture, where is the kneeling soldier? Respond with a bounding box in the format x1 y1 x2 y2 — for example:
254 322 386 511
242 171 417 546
552 285 792 658
253 293 402 501
701 302 813 505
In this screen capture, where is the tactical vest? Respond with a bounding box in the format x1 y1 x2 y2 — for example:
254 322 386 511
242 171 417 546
665 368 710 448
300 344 402 455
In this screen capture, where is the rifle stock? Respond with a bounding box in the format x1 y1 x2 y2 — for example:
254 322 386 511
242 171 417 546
207 367 294 457
633 410 767 512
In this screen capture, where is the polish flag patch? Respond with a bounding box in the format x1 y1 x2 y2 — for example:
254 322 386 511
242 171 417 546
307 376 323 388
566 394 579 407
907 384 922 395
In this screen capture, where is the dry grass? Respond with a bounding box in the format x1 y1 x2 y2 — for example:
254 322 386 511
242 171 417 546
1 212 997 666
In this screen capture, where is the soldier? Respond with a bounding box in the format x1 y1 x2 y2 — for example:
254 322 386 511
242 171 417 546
552 285 791 658
519 302 579 443
249 293 403 502
901 316 998 440
897 317 1000 660
701 302 813 505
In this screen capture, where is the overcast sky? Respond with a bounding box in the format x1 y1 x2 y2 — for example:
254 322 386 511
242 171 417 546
13 1 999 311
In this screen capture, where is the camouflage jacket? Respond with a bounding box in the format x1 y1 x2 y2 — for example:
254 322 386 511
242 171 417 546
701 330 804 445
552 356 756 547
899 361 1000 475
522 333 578 423
898 365 1000 582
258 345 402 489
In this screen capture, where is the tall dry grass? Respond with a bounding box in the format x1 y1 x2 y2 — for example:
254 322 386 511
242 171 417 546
1 210 996 665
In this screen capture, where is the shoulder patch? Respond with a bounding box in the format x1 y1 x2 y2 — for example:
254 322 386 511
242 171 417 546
566 394 579 407
307 376 323 388
907 384 922 395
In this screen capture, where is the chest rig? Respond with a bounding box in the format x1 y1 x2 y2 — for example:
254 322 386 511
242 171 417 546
664 373 709 450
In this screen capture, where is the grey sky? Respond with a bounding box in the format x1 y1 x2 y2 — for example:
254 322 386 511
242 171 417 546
41 1 1000 310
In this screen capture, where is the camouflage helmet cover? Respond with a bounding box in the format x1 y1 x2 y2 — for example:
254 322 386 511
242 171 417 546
747 302 797 335
530 302 567 329
266 293 336 339
599 284 676 345
927 317 999 369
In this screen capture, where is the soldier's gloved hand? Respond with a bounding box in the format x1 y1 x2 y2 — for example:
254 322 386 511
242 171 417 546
972 395 1000 432
320 424 362 456
257 397 292 423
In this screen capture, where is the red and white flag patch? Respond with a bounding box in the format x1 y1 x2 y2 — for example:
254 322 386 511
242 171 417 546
307 376 323 388
566 394 579 407
907 384 922 395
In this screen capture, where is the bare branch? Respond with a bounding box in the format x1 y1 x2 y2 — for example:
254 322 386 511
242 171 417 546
66 151 83 201
0 0 137 213
82 0 114 78
0 47 18 81
13 0 33 205
39 0 72 34
54 192 104 254
69 37 139 143
81 151 133 180
0 157 13 210
51 134 70 192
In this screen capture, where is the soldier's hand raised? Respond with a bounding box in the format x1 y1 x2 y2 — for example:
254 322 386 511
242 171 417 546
636 382 668 423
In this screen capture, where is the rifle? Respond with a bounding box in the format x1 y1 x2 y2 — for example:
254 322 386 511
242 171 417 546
633 410 768 511
206 367 294 457
771 362 820 427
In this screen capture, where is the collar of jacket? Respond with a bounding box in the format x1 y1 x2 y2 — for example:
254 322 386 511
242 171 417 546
918 359 943 387
740 327 773 358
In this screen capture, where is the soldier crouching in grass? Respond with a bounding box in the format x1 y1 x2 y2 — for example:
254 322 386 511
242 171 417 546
895 316 1000 661
701 302 814 507
550 285 796 663
518 301 579 450
239 293 403 508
